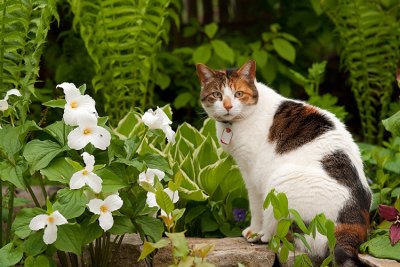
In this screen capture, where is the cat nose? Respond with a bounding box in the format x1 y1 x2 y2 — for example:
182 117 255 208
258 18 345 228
224 104 232 111
223 98 232 111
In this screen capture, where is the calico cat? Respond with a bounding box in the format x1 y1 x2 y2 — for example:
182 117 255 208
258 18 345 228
196 60 371 266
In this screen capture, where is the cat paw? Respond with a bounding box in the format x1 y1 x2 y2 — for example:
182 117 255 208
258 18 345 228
242 227 263 242
260 233 272 243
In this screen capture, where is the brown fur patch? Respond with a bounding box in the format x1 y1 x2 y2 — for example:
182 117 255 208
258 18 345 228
304 105 319 114
228 77 258 105
268 101 335 154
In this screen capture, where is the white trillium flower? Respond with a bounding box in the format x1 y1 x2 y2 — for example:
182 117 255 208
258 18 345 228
67 113 111 150
87 194 123 231
70 152 102 193
57 82 98 126
0 89 22 112
145 188 179 209
29 210 68 244
141 107 176 144
139 168 165 186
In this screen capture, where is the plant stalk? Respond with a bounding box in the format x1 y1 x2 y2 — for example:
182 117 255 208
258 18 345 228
38 175 47 200
57 251 70 267
0 179 3 247
23 176 40 207
5 184 14 243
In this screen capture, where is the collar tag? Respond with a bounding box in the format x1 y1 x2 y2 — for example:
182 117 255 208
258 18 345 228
220 127 233 145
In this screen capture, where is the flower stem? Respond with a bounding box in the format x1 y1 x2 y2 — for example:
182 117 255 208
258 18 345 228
38 175 47 200
5 184 14 243
89 242 95 266
0 179 3 247
134 127 148 157
57 251 70 267
23 176 40 207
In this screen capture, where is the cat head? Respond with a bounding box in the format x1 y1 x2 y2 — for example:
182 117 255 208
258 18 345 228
196 60 258 123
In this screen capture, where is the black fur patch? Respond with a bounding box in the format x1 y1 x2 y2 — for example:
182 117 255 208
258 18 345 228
321 150 371 224
268 101 335 154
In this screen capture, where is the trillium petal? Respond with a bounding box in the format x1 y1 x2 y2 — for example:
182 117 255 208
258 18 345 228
146 192 158 208
389 223 400 245
43 223 58 244
82 152 95 172
87 199 104 215
67 127 90 150
57 82 81 102
104 194 123 212
163 126 176 144
99 212 114 231
148 168 165 182
0 99 9 111
69 171 87 190
5 89 22 100
155 107 172 125
76 113 98 128
138 172 148 184
142 109 162 129
63 107 79 126
86 173 103 193
76 95 96 112
164 188 179 203
29 214 49 230
89 126 111 150
51 211 68 226
379 205 398 221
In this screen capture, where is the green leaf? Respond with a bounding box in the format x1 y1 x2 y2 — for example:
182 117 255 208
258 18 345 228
276 219 291 238
382 110 400 136
23 140 68 173
156 189 174 215
44 121 72 146
211 40 234 64
193 44 212 64
78 84 87 94
23 231 46 256
360 234 400 260
310 0 322 15
139 153 171 174
272 38 296 63
184 206 207 225
194 135 219 170
42 99 66 108
276 192 289 218
52 188 88 219
293 233 312 252
174 92 193 109
251 50 268 67
40 157 75 184
0 243 23 267
97 167 129 193
139 239 169 260
135 216 164 242
0 121 39 158
12 208 44 239
279 244 289 263
54 224 83 255
24 255 51 267
80 219 103 245
289 209 309 234
0 160 28 189
200 211 219 233
204 23 218 39
165 232 189 258
109 216 136 235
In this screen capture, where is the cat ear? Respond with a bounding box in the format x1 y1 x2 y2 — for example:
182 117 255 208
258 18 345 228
237 60 256 83
196 64 216 86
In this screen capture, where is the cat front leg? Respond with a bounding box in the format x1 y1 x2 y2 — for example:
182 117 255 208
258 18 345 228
242 189 264 242
260 206 277 243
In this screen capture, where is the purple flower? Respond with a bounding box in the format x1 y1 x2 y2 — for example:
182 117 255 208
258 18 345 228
233 208 246 222
379 204 400 245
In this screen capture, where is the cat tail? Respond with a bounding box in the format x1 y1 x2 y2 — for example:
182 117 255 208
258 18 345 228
334 220 369 267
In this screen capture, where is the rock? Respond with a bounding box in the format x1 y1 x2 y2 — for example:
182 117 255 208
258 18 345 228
153 237 275 267
111 234 146 267
359 254 400 267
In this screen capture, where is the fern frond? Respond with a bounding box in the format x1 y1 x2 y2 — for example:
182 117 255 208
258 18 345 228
0 0 58 96
323 0 400 143
68 0 173 121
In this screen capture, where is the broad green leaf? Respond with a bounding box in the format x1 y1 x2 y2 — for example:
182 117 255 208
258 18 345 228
276 192 289 218
204 23 218 38
211 40 234 63
139 153 171 174
44 121 72 146
251 50 268 67
279 244 289 263
53 188 88 219
156 189 174 215
382 110 400 136
293 233 312 252
177 122 204 147
23 231 46 256
320 255 333 267
360 234 400 260
272 38 296 63
174 92 193 109
54 224 83 255
97 167 129 193
40 157 75 184
289 209 309 234
42 99 66 108
165 232 189 258
24 255 51 267
78 84 87 94
80 219 103 245
194 135 219 169
23 140 68 173
115 112 141 138
0 243 23 267
0 160 28 189
200 211 219 233
135 216 164 242
12 208 44 239
109 216 136 235
193 44 212 64
139 239 169 260
0 121 39 158
219 223 242 237
276 219 291 238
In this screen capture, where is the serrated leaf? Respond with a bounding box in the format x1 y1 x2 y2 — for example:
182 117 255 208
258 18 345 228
272 38 296 63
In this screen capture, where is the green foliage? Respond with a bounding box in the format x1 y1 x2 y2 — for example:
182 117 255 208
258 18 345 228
67 0 177 121
0 0 58 97
323 0 400 143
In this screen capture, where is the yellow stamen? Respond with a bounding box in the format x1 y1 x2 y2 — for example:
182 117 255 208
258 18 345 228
100 205 108 213
83 128 91 135
47 217 54 223
82 170 89 175
70 100 78 108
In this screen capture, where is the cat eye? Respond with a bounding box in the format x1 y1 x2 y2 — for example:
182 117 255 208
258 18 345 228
212 91 222 98
234 91 244 98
